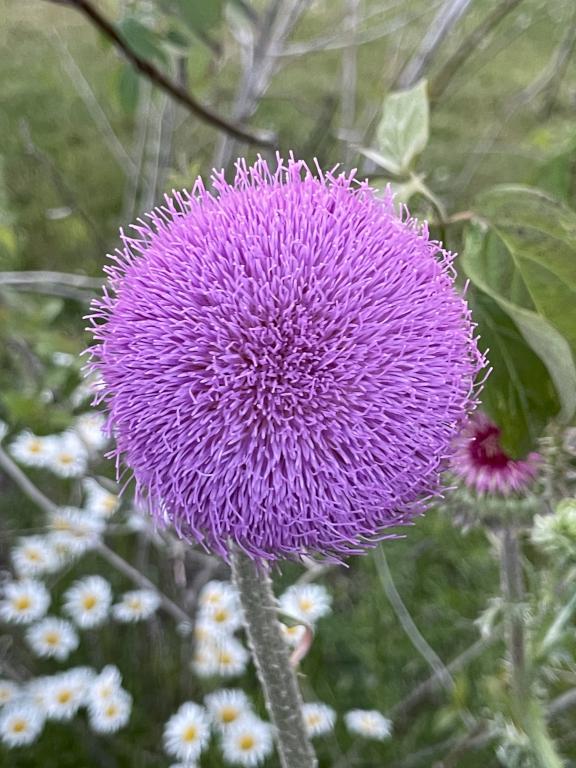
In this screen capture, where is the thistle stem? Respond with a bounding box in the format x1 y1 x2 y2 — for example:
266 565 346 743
498 525 564 768
230 547 317 768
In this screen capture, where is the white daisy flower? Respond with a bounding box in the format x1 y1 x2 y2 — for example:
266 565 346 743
279 623 306 648
0 698 45 747
0 681 20 708
163 701 210 763
74 412 108 451
221 715 274 766
9 431 51 468
344 709 392 741
193 636 249 679
0 580 50 625
279 584 332 625
88 689 132 733
112 590 161 623
198 598 243 636
82 478 119 519
48 508 104 559
198 581 239 609
26 617 79 661
88 665 122 710
11 536 59 578
63 576 112 629
204 689 251 730
44 431 88 478
302 702 336 737
42 668 94 721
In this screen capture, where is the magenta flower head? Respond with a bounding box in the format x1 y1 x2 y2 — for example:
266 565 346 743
451 413 540 496
89 156 483 561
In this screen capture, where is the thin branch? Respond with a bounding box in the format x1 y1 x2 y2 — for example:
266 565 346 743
430 0 527 101
374 547 454 692
0 445 57 516
50 28 136 174
390 631 501 722
0 271 102 289
42 0 275 148
214 0 310 169
393 0 474 89
276 3 442 58
96 543 192 629
0 443 193 630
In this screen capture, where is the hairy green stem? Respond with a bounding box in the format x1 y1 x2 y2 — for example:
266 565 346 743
499 525 527 709
230 547 317 768
499 526 564 767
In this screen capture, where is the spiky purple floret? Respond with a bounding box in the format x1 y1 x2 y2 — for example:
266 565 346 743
89 156 483 561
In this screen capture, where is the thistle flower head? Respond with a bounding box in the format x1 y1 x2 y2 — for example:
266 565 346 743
90 156 482 561
451 413 540 496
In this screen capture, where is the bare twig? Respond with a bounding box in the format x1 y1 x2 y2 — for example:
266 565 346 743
214 0 310 169
42 0 275 148
0 271 102 289
340 0 360 160
374 547 454 692
390 631 501 722
50 29 136 174
430 0 527 101
393 0 474 89
0 443 193 629
276 2 442 58
96 543 192 629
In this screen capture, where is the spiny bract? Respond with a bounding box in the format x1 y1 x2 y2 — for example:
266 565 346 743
89 156 482 561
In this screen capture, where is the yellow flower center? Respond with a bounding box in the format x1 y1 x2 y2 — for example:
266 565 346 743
105 704 118 717
128 598 142 611
218 651 232 665
307 713 321 726
28 441 42 454
44 631 60 646
57 690 72 704
11 719 27 733
26 550 41 562
14 596 31 611
298 598 313 613
220 707 239 724
239 734 255 751
58 453 74 465
214 609 229 623
182 725 197 743
82 594 97 610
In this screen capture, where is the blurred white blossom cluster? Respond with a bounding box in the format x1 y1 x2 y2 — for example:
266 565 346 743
160 689 390 766
1 404 393 763
0 665 131 747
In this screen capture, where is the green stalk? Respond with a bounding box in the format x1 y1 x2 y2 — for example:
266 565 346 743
230 547 317 768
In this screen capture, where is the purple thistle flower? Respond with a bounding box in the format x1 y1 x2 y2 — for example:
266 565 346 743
89 156 483 561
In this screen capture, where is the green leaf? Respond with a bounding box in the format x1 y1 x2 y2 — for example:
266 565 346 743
468 289 560 457
473 186 576 352
172 0 223 33
462 187 576 438
119 18 167 63
373 79 429 176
